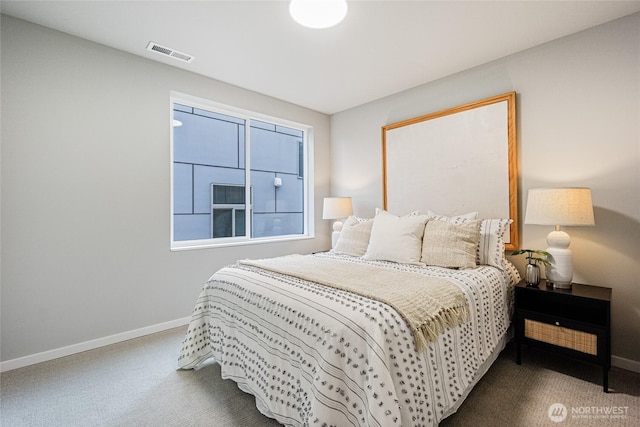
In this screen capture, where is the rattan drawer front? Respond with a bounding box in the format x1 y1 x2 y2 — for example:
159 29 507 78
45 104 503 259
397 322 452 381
524 319 597 356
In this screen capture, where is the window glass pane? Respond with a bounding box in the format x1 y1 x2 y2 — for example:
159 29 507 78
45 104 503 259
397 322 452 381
212 185 227 205
276 125 304 138
225 186 245 204
212 209 232 238
173 103 246 241
235 209 246 237
250 123 305 239
298 141 304 178
213 185 244 205
174 214 210 241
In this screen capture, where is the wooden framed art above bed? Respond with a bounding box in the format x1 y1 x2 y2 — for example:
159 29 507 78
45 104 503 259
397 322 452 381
382 92 519 250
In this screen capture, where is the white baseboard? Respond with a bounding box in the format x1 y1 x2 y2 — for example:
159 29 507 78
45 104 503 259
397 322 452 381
0 316 191 373
612 355 640 373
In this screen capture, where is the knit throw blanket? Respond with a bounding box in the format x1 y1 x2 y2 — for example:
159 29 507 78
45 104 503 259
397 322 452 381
239 254 470 350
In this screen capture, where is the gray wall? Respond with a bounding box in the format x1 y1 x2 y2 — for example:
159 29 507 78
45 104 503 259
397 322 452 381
0 15 331 362
330 13 640 365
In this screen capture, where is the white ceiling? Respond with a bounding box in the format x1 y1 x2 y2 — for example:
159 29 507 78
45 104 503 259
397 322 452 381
2 1 639 115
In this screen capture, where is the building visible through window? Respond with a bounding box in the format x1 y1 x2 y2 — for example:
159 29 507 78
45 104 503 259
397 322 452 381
171 96 309 247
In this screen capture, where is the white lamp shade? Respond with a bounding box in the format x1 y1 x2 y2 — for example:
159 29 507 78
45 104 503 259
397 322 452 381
322 197 353 219
525 188 595 226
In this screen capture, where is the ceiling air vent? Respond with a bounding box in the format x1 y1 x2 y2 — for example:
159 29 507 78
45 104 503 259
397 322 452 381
146 42 194 63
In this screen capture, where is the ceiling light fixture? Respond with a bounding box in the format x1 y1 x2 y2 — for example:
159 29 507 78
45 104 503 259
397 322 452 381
289 0 348 29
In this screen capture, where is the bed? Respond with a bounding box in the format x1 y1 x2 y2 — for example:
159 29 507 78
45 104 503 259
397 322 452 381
178 93 520 426
178 211 520 426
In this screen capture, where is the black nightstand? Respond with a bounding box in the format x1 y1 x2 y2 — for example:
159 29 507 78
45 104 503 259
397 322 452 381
515 280 612 392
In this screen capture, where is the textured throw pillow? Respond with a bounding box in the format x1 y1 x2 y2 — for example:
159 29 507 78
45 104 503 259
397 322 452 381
333 216 374 257
426 214 512 270
477 218 512 270
427 211 478 221
421 219 481 269
363 209 429 265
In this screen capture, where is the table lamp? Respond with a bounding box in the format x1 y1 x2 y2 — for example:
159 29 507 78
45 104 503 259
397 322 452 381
524 188 595 288
322 197 353 247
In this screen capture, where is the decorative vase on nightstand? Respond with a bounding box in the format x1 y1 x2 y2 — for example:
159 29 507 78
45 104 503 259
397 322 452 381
525 263 540 287
512 249 550 288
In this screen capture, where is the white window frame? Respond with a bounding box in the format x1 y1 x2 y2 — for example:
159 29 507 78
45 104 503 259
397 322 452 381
170 91 314 251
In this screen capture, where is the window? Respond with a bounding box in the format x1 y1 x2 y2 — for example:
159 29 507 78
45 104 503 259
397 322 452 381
171 93 312 249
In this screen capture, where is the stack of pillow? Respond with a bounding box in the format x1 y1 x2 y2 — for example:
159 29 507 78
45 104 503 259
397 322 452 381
332 208 512 271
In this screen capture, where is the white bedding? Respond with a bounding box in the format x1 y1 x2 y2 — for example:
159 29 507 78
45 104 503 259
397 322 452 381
178 252 520 426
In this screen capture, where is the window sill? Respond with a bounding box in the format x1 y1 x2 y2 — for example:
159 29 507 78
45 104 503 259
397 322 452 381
170 234 315 251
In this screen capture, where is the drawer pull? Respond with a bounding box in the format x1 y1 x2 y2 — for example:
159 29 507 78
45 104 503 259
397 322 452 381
555 321 560 326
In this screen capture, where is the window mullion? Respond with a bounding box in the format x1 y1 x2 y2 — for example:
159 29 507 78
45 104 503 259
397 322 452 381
244 118 252 239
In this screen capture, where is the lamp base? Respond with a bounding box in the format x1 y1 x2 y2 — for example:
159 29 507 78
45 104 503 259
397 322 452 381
545 229 574 290
550 281 572 289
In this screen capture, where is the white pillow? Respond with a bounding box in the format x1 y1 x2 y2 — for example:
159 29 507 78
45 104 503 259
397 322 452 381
363 209 429 265
333 216 373 257
421 219 481 269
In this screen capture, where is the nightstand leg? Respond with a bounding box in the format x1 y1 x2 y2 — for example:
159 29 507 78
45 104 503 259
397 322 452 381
516 341 521 365
603 367 609 392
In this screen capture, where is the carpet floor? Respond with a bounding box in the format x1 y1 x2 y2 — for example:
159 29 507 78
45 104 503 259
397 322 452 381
1 326 638 426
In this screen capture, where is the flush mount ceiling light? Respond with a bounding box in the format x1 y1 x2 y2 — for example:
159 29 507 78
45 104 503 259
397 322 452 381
289 0 348 29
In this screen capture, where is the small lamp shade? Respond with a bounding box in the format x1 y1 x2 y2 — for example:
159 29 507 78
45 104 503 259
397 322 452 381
525 188 595 226
322 197 353 220
524 188 595 288
323 197 353 248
